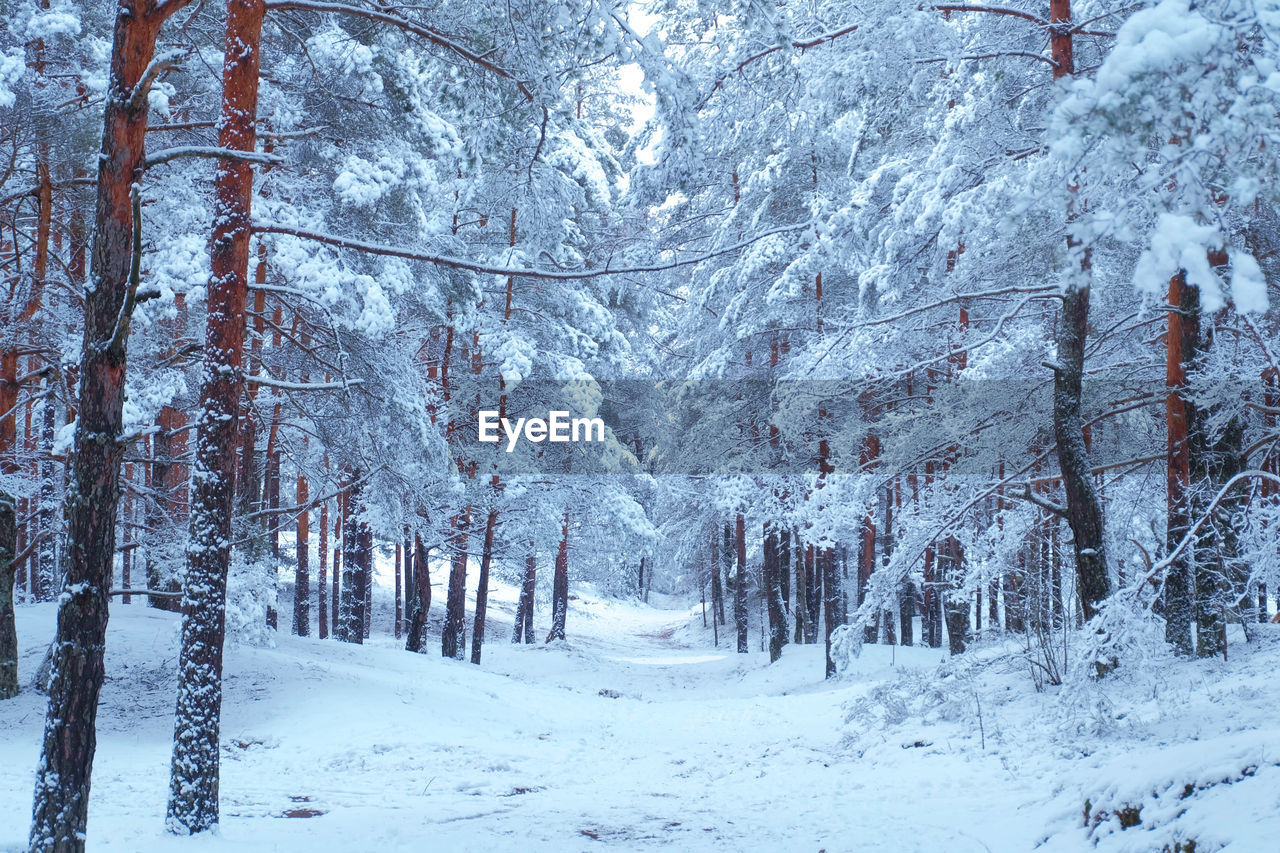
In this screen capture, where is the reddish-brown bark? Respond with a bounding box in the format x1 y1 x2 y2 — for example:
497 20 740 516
166 0 266 833
31 0 195 846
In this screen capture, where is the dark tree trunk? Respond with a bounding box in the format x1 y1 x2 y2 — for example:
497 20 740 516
32 1 194 846
709 525 724 643
734 513 747 653
164 0 263 836
363 541 372 640
331 497 340 634
264 441 280 631
822 547 840 677
1051 282 1111 622
793 529 809 643
36 381 59 601
763 523 786 662
779 527 791 612
470 503 499 664
405 534 432 652
401 530 412 637
805 543 821 641
0 492 16 699
293 474 309 636
394 543 402 640
146 409 182 611
318 500 328 640
943 539 969 655
341 475 370 645
546 509 569 643
442 509 471 658
1048 0 1110 633
513 546 535 644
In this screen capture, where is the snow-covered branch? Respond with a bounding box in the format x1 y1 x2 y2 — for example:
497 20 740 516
252 219 814 281
246 375 362 392
264 0 534 101
146 147 286 169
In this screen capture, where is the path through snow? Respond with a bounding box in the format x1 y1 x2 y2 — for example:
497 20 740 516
4 581 1278 851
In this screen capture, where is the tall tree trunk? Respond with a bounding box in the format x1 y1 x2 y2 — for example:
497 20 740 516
147 408 183 610
763 523 786 662
734 512 747 653
32 1 193 847
401 529 413 636
779 526 791 613
0 492 16 699
943 538 970 655
340 473 369 645
513 546 534 644
331 491 340 634
1164 272 1196 656
470 502 499 664
394 543 402 640
793 529 808 643
165 0 263 834
406 533 432 652
710 524 724 638
318 499 328 639
441 509 471 658
293 474 309 636
35 377 59 601
546 509 569 643
1048 0 1110 630
263 406 281 631
822 547 839 678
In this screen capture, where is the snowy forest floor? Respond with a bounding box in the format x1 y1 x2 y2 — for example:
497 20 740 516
3 575 1280 852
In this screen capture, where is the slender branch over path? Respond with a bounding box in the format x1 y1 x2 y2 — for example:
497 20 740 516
252 219 813 281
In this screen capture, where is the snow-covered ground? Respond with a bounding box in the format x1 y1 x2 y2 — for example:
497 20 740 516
2 577 1278 851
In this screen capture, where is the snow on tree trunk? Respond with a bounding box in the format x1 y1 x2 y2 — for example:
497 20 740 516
340 473 370 645
0 491 16 699
822 547 840 678
763 523 786 663
1164 271 1196 656
146 407 184 611
547 509 570 643
470 501 499 664
294 473 309 636
1046 0 1111 637
943 538 970 656
442 508 471 658
1052 280 1111 625
31 2 191 846
165 0 264 834
792 530 807 644
513 547 534 644
35 376 59 601
405 533 431 652
318 499 328 639
734 512 747 654
394 543 402 640
331 491 341 634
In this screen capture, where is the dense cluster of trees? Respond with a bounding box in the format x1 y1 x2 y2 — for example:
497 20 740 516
1 0 1278 848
